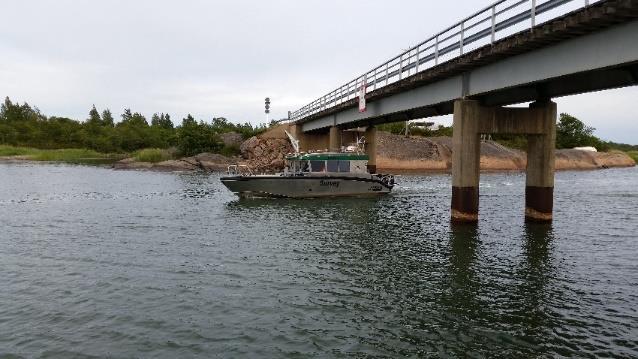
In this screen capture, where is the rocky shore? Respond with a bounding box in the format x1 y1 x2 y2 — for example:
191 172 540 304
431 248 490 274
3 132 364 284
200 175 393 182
79 129 638 173
375 132 636 171
113 153 236 172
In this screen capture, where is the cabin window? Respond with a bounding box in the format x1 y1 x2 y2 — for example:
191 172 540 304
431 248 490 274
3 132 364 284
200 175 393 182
326 160 339 172
338 160 350 172
310 160 326 172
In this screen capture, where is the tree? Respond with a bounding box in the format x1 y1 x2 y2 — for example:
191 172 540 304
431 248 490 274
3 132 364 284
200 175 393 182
177 115 222 156
181 114 196 127
151 113 173 129
556 113 598 149
163 114 172 128
102 109 114 127
87 105 101 125
119 109 148 127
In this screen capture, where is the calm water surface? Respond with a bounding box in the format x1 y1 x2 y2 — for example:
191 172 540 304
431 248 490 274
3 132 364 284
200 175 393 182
0 163 637 358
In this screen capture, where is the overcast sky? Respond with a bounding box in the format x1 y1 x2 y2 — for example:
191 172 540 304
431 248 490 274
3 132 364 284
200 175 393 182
1 0 636 143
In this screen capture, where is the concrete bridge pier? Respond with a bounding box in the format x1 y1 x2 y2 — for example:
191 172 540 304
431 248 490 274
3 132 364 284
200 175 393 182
329 126 341 152
451 101 482 223
365 126 377 174
524 101 557 223
451 99 557 223
291 124 307 152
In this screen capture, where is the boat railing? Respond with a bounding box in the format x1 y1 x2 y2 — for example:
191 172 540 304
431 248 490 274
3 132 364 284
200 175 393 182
227 164 255 177
376 174 396 187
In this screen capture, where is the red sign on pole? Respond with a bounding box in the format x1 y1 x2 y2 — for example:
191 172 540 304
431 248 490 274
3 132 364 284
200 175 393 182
358 80 367 113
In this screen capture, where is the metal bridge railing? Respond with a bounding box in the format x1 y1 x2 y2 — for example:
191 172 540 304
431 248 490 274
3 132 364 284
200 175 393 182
290 0 599 122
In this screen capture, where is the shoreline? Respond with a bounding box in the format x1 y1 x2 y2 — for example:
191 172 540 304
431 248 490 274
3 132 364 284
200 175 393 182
2 154 634 174
2 131 635 173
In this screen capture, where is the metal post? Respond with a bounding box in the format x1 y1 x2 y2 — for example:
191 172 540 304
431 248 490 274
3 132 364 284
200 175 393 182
373 68 377 91
491 6 496 44
399 54 403 80
363 74 367 94
435 35 439 65
460 22 464 55
415 46 420 73
385 63 389 85
531 0 536 29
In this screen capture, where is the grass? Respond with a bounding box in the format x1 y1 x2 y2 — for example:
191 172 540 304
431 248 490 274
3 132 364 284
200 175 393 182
0 145 39 157
133 148 175 163
0 145 122 164
627 151 638 163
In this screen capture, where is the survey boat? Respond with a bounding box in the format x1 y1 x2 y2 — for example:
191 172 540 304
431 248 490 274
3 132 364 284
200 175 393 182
220 132 394 198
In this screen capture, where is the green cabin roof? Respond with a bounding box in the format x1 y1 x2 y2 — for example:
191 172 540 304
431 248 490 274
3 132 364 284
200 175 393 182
286 152 369 161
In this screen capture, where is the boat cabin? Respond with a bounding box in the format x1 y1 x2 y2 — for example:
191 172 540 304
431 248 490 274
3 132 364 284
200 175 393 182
285 153 369 175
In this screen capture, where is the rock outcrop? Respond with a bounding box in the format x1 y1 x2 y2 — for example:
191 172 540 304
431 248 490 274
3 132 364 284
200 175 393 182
240 136 293 174
113 152 235 172
376 132 635 171
113 130 635 173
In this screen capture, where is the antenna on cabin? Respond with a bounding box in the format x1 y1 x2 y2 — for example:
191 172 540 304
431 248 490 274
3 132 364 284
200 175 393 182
284 130 300 154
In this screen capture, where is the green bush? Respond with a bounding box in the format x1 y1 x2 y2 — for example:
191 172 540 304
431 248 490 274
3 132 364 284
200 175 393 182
133 148 174 163
492 134 528 150
219 144 241 157
627 151 638 162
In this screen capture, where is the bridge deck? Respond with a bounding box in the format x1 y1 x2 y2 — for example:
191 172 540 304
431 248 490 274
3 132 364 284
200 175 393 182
295 0 638 132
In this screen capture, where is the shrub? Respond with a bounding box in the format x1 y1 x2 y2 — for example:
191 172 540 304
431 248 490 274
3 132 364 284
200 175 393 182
219 144 241 157
133 148 174 163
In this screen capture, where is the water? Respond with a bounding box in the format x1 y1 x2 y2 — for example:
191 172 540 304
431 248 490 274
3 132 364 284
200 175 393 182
0 163 636 358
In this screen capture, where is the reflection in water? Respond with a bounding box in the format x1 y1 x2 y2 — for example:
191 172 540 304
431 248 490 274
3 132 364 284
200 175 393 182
513 223 558 355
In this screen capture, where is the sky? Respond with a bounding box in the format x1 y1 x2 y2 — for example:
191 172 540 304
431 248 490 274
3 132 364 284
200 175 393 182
1 0 636 144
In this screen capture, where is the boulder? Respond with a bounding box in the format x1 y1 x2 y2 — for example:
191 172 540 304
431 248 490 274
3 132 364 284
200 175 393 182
238 135 294 174
194 152 234 171
152 160 199 172
113 158 154 170
240 136 260 157
113 153 235 172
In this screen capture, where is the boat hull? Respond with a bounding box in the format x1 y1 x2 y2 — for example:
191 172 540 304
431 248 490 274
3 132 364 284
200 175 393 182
220 175 392 198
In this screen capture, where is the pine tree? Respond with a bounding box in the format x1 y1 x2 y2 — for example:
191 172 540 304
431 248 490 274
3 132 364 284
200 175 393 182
88 105 101 125
151 113 161 127
102 109 114 127
121 108 133 123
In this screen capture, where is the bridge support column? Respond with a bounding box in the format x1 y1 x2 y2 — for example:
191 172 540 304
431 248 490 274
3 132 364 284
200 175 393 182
525 101 556 222
451 100 481 223
329 126 341 152
365 126 377 174
290 124 307 152
451 99 557 223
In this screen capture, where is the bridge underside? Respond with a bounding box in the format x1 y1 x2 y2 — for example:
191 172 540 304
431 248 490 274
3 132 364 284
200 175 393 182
298 3 638 132
291 1 638 224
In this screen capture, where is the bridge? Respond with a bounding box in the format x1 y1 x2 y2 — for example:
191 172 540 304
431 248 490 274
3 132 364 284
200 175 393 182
286 0 638 223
